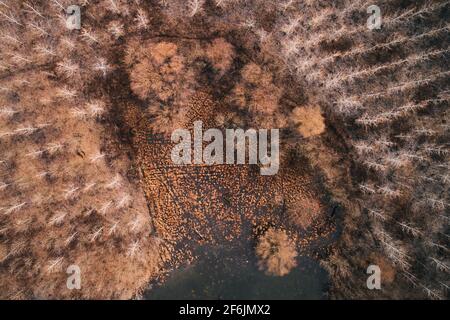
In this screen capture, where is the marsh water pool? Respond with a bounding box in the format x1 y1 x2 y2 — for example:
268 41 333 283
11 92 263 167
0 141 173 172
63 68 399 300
144 244 329 300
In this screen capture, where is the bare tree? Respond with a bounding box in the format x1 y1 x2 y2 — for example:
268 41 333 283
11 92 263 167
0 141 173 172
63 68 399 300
188 0 204 17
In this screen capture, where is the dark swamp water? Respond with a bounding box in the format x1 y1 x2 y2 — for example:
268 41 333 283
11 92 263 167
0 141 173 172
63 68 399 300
144 243 330 300
142 186 341 300
139 155 342 300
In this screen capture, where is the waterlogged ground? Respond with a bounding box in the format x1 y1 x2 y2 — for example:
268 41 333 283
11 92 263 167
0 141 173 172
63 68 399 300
122 92 336 300
145 244 329 300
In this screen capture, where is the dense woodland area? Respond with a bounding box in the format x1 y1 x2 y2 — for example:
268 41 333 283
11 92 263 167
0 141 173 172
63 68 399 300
0 0 448 299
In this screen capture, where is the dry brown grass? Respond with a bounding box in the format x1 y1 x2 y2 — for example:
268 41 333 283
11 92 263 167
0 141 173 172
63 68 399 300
286 197 322 230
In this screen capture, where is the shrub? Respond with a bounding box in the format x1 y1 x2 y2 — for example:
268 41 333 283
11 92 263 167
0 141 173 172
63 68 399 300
291 106 325 138
256 228 297 276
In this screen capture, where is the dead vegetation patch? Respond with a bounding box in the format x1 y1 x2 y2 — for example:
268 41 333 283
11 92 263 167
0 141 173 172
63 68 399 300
256 228 298 276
